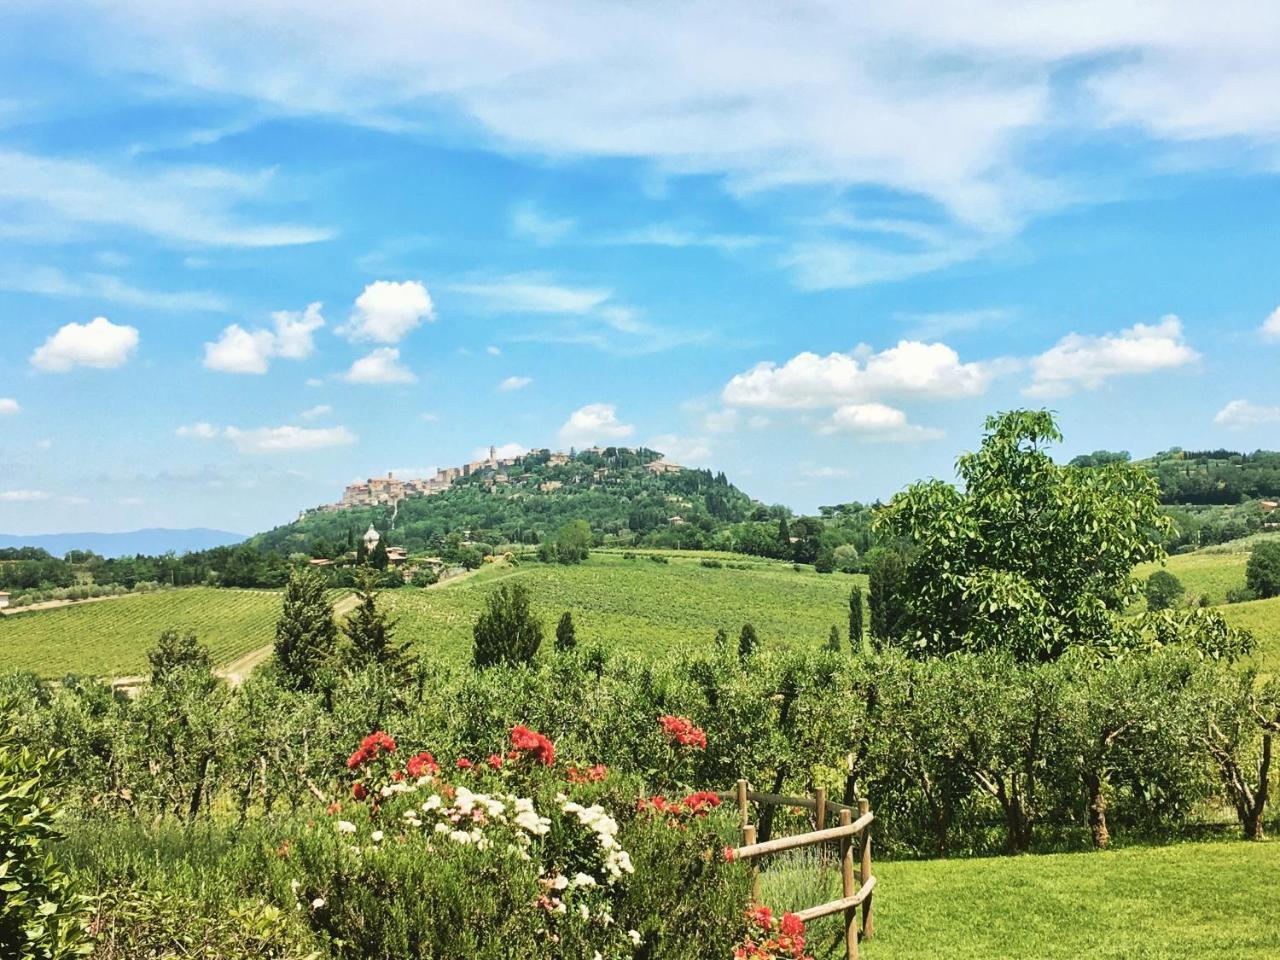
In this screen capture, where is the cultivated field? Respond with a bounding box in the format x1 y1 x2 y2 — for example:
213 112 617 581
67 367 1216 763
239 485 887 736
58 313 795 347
767 840 1280 959
385 553 868 664
0 587 284 678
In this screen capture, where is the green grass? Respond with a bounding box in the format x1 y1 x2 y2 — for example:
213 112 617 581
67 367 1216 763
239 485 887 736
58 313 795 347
1133 550 1251 607
0 588 283 678
1218 595 1280 674
762 840 1280 959
385 553 866 664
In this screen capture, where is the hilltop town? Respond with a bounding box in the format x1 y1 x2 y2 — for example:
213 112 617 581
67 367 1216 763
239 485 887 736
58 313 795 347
324 446 685 512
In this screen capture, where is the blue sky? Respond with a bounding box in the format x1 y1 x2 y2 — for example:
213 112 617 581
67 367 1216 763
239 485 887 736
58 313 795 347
3 2 1280 535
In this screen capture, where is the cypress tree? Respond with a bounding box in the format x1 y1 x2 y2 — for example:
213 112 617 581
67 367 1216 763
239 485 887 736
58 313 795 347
848 585 864 650
738 622 759 659
825 624 842 652
274 568 338 691
342 568 414 681
555 611 577 652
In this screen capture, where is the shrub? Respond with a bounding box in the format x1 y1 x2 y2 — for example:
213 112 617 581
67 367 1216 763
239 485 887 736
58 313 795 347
1145 570 1185 611
700 559 723 569
0 735 93 959
473 583 543 668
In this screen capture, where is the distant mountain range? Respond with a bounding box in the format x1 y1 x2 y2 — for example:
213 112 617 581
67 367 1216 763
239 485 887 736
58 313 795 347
0 528 246 558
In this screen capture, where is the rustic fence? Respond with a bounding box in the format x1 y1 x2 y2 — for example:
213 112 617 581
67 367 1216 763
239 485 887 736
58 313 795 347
720 778 876 960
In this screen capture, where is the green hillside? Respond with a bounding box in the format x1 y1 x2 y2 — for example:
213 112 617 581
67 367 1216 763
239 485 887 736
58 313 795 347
384 552 865 664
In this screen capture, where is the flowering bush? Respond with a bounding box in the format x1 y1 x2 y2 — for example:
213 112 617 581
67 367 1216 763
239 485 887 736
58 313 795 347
658 715 708 750
734 906 812 960
639 790 722 826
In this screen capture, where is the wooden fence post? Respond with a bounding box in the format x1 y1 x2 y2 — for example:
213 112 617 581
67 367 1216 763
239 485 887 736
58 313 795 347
858 798 874 940
737 778 749 829
839 808 858 960
814 786 827 830
743 823 761 904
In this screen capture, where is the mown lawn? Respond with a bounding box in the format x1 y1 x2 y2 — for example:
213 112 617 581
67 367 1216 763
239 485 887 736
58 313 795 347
385 553 867 663
0 588 283 678
1133 549 1251 607
762 840 1280 959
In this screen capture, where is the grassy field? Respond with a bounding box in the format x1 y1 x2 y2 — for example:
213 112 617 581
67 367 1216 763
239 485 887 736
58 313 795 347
1134 550 1251 606
385 553 867 664
0 588 283 678
763 840 1280 959
1219 595 1280 673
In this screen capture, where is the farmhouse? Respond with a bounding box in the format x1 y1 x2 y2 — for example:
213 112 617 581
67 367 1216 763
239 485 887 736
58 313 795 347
0 591 9 610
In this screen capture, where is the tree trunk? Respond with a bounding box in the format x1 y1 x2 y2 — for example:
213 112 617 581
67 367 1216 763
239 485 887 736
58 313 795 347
1084 770 1110 849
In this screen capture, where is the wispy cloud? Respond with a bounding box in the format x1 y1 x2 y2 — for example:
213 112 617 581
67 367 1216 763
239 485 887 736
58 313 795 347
0 149 334 248
0 266 228 312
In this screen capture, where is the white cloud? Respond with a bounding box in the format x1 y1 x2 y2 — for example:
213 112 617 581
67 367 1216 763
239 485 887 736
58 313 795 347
0 398 18 415
822 402 945 442
1026 315 1199 398
270 302 325 359
0 489 51 502
176 421 220 439
1262 307 1280 341
608 224 762 251
498 375 533 392
0 265 228 312
341 281 434 343
178 420 356 452
31 316 139 371
35 439 53 450
559 403 634 446
1214 399 1280 428
47 3 1280 292
450 277 610 315
0 149 332 248
486 345 502 356
299 404 332 421
647 433 711 465
723 340 993 409
203 324 276 374
799 464 853 480
420 411 440 422
471 442 528 460
344 347 416 384
225 425 357 454
203 302 324 374
510 203 575 245
702 408 740 433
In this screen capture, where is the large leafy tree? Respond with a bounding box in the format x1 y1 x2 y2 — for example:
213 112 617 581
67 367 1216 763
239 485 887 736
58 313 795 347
555 520 593 564
1246 540 1280 599
875 410 1170 661
274 568 338 692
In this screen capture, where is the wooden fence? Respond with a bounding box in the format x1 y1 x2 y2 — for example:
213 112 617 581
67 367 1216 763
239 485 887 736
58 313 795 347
721 779 876 960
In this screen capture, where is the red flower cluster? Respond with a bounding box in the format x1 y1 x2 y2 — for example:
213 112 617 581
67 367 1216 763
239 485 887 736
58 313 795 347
406 751 439 779
735 907 810 960
347 731 396 770
510 725 556 767
640 790 722 822
659 715 707 750
566 764 608 784
456 757 474 770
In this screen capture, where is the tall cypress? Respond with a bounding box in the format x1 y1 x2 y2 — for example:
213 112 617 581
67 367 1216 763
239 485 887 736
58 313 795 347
274 568 338 691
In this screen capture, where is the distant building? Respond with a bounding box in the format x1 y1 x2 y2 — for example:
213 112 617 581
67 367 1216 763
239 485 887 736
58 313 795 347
0 591 9 610
646 459 683 475
1262 500 1278 512
363 524 381 551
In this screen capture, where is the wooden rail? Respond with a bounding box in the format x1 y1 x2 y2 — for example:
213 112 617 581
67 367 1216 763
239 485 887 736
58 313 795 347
729 778 876 960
